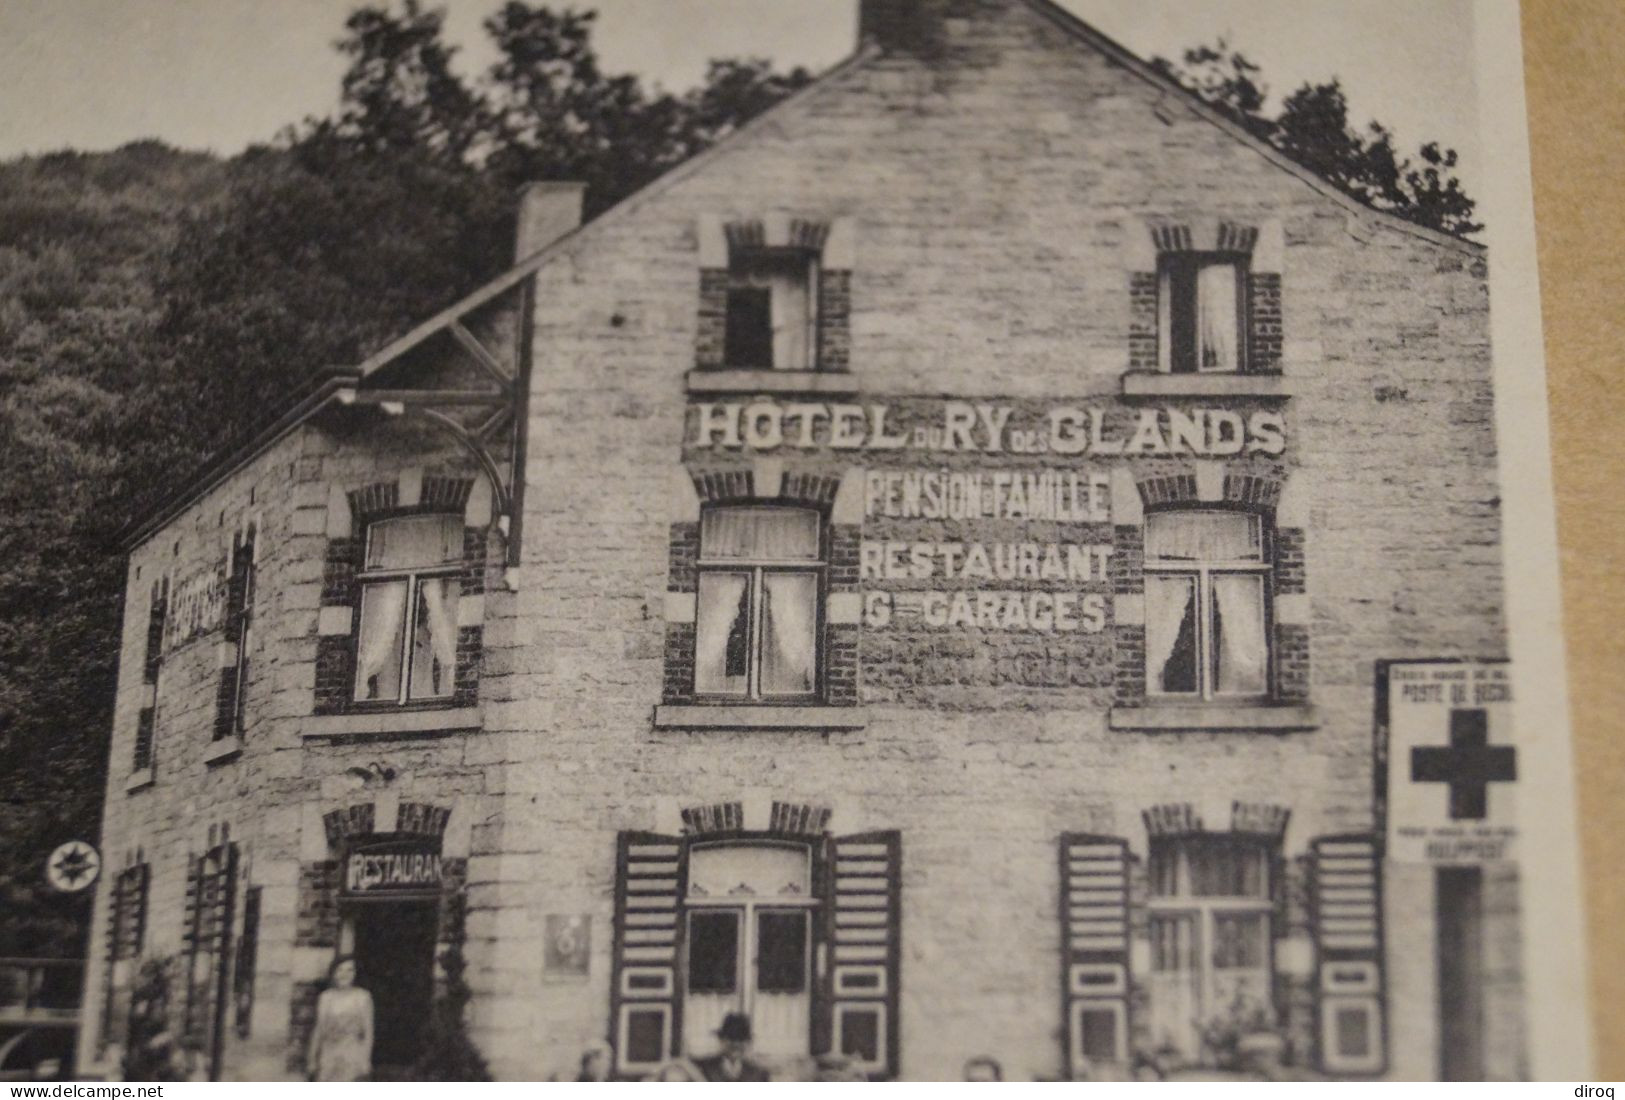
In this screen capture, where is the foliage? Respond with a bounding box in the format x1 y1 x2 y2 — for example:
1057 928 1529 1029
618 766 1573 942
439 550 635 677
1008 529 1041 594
406 893 492 1081
1154 40 1482 237
0 143 229 957
1197 993 1279 1072
122 957 186 1081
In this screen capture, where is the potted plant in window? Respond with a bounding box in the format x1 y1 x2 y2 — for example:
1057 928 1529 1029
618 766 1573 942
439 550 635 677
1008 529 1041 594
1199 994 1284 1077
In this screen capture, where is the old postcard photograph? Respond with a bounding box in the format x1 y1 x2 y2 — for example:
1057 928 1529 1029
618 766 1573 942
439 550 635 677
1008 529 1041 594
0 0 1594 1083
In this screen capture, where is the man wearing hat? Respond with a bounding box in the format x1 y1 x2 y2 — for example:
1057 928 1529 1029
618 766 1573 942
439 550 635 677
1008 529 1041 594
693 1013 770 1082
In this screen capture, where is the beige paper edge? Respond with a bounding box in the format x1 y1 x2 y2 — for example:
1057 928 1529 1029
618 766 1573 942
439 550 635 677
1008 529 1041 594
1477 0 1594 1078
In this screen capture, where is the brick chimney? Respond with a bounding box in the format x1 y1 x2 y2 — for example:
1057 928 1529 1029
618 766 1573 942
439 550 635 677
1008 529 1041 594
858 0 954 53
515 181 586 261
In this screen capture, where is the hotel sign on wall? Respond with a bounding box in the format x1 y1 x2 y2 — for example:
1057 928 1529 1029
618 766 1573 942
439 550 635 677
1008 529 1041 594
164 566 227 652
690 400 1286 456
1381 660 1517 864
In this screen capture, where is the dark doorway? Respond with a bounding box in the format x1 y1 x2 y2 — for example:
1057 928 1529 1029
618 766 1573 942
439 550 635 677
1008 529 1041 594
352 902 439 1075
1436 867 1485 1080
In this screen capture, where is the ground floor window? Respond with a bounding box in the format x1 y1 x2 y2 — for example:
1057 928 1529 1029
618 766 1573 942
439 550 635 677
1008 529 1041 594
1146 835 1274 1060
684 843 815 1059
611 828 900 1080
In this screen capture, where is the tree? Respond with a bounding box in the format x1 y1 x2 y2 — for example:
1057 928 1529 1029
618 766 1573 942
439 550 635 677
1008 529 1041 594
0 144 228 957
1156 41 1482 237
1152 39 1272 140
333 0 490 163
154 2 814 455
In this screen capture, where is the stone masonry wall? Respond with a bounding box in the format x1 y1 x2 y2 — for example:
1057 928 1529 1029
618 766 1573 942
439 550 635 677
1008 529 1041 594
80 408 510 1081
487 0 1503 1081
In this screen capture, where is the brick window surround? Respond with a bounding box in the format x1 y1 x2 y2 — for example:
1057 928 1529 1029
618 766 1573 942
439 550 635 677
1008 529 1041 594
655 464 866 731
1128 219 1283 380
692 215 855 390
1109 468 1311 730
314 474 488 722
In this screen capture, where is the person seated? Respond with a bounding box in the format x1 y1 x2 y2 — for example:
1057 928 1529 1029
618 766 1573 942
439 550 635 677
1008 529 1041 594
692 1014 770 1082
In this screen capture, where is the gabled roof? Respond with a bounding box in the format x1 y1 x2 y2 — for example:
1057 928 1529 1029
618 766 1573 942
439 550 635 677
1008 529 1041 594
1022 0 1482 257
127 1 1482 548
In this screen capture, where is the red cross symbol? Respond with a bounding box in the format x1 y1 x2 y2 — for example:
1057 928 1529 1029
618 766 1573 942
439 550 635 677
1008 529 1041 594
1410 708 1517 821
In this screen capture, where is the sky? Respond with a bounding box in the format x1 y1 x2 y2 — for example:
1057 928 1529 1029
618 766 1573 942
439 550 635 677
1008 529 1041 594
0 0 1481 192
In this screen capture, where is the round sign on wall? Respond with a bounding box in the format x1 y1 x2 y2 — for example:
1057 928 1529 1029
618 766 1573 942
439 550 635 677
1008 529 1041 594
45 840 100 893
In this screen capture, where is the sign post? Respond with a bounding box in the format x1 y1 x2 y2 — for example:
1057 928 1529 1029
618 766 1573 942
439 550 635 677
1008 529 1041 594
1380 660 1517 863
1377 659 1517 1081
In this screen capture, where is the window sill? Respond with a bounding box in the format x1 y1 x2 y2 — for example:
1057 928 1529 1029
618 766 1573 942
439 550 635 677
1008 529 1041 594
203 736 242 765
125 767 155 793
1120 372 1290 399
685 369 858 396
301 706 483 741
652 704 867 731
1108 704 1317 732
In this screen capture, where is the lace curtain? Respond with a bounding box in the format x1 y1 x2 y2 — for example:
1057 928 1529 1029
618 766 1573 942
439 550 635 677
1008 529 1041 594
355 581 406 700
1146 511 1260 563
411 578 458 699
760 573 817 695
366 515 462 570
1146 575 1197 694
702 508 820 561
1196 262 1239 373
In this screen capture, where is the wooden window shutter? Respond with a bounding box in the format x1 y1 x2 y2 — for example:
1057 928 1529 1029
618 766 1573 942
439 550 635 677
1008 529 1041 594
1311 834 1385 1075
132 864 150 957
183 843 239 1077
112 864 149 962
182 853 202 954
234 885 262 1039
100 870 127 1050
1059 834 1131 1077
215 534 256 740
817 830 901 1079
610 832 688 1078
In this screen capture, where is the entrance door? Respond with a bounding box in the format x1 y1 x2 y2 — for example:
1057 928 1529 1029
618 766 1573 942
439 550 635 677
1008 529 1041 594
351 902 439 1076
1437 867 1484 1080
682 843 815 1061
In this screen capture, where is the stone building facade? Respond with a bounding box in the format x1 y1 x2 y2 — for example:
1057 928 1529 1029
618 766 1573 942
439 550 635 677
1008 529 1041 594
77 0 1523 1081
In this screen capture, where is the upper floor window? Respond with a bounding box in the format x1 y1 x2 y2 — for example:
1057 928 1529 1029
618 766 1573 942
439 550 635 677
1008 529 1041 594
220 530 256 740
695 506 822 700
1161 253 1246 374
1144 509 1270 700
354 514 461 704
725 249 818 371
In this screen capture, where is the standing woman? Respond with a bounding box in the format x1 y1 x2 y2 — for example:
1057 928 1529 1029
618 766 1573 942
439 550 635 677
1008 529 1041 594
306 956 374 1081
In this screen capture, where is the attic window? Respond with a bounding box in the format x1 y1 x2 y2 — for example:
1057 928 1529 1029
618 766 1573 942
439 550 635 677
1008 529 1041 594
725 249 819 371
1161 252 1247 374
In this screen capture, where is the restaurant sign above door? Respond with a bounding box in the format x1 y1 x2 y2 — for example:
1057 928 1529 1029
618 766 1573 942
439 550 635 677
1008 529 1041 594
343 837 443 901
